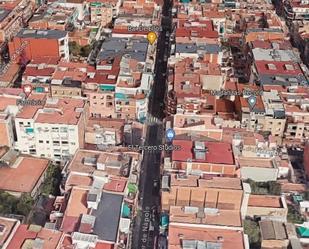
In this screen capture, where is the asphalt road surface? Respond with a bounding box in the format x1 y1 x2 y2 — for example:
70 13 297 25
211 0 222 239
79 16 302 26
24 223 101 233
131 0 172 248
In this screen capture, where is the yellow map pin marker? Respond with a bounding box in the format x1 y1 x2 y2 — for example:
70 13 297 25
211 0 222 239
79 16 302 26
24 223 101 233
147 32 157 45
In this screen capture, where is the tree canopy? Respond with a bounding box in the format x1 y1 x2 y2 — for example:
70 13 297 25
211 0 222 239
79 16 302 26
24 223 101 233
0 191 33 216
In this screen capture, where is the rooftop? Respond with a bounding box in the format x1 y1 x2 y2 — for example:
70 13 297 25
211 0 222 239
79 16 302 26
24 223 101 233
238 157 276 168
248 195 283 208
168 224 245 249
0 217 18 247
91 192 123 242
68 149 134 175
0 156 49 193
16 29 67 39
162 186 243 211
259 220 288 240
169 206 242 227
97 37 148 62
172 140 234 165
7 225 62 249
61 187 88 233
255 60 303 76
175 43 220 54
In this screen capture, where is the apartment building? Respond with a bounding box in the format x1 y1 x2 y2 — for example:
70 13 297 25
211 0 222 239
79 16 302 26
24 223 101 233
84 118 125 148
0 149 49 198
261 90 286 137
284 0 309 21
14 95 87 162
0 89 21 147
281 87 309 144
168 224 247 249
0 0 35 42
166 140 236 176
88 1 113 27
28 3 79 31
9 29 70 61
115 55 151 121
119 0 158 17
6 225 63 249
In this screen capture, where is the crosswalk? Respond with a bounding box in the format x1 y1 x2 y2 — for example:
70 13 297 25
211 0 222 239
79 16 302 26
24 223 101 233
145 114 162 125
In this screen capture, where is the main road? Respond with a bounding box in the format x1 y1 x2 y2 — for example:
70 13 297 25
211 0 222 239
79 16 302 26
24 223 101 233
132 0 172 248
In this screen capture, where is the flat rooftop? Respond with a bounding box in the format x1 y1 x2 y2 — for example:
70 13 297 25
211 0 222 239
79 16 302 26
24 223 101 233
169 206 242 227
172 140 234 165
61 187 88 233
16 29 67 39
0 217 18 247
91 192 123 242
7 225 62 249
168 224 245 249
238 157 275 168
97 37 148 62
0 156 49 193
68 149 131 175
248 195 283 208
161 186 243 211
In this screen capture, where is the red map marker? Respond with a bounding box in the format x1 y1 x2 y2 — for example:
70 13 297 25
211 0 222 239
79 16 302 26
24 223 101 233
22 84 33 97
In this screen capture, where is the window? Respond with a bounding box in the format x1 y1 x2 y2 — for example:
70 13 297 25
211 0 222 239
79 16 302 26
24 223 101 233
29 149 36 154
62 141 68 145
60 127 68 133
60 39 65 46
39 140 43 143
53 141 60 146
46 141 50 144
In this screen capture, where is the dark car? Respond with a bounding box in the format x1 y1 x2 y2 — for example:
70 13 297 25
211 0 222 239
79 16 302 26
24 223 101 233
158 235 167 249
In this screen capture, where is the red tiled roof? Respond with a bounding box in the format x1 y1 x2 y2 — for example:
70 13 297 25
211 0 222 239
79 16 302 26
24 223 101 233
24 67 55 77
30 57 60 65
0 157 49 193
61 216 80 233
172 140 234 165
176 19 218 39
7 225 62 249
7 225 36 249
95 242 114 249
103 178 127 192
216 99 235 113
255 60 303 76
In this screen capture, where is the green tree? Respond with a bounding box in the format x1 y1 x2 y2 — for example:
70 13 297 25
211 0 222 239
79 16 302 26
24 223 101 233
287 204 305 224
69 41 81 56
16 194 34 216
41 165 62 196
244 220 261 249
268 181 281 195
0 191 33 216
80 45 92 57
246 179 281 195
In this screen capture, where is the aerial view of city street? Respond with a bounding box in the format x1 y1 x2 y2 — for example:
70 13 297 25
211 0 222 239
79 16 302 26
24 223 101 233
1 0 309 248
